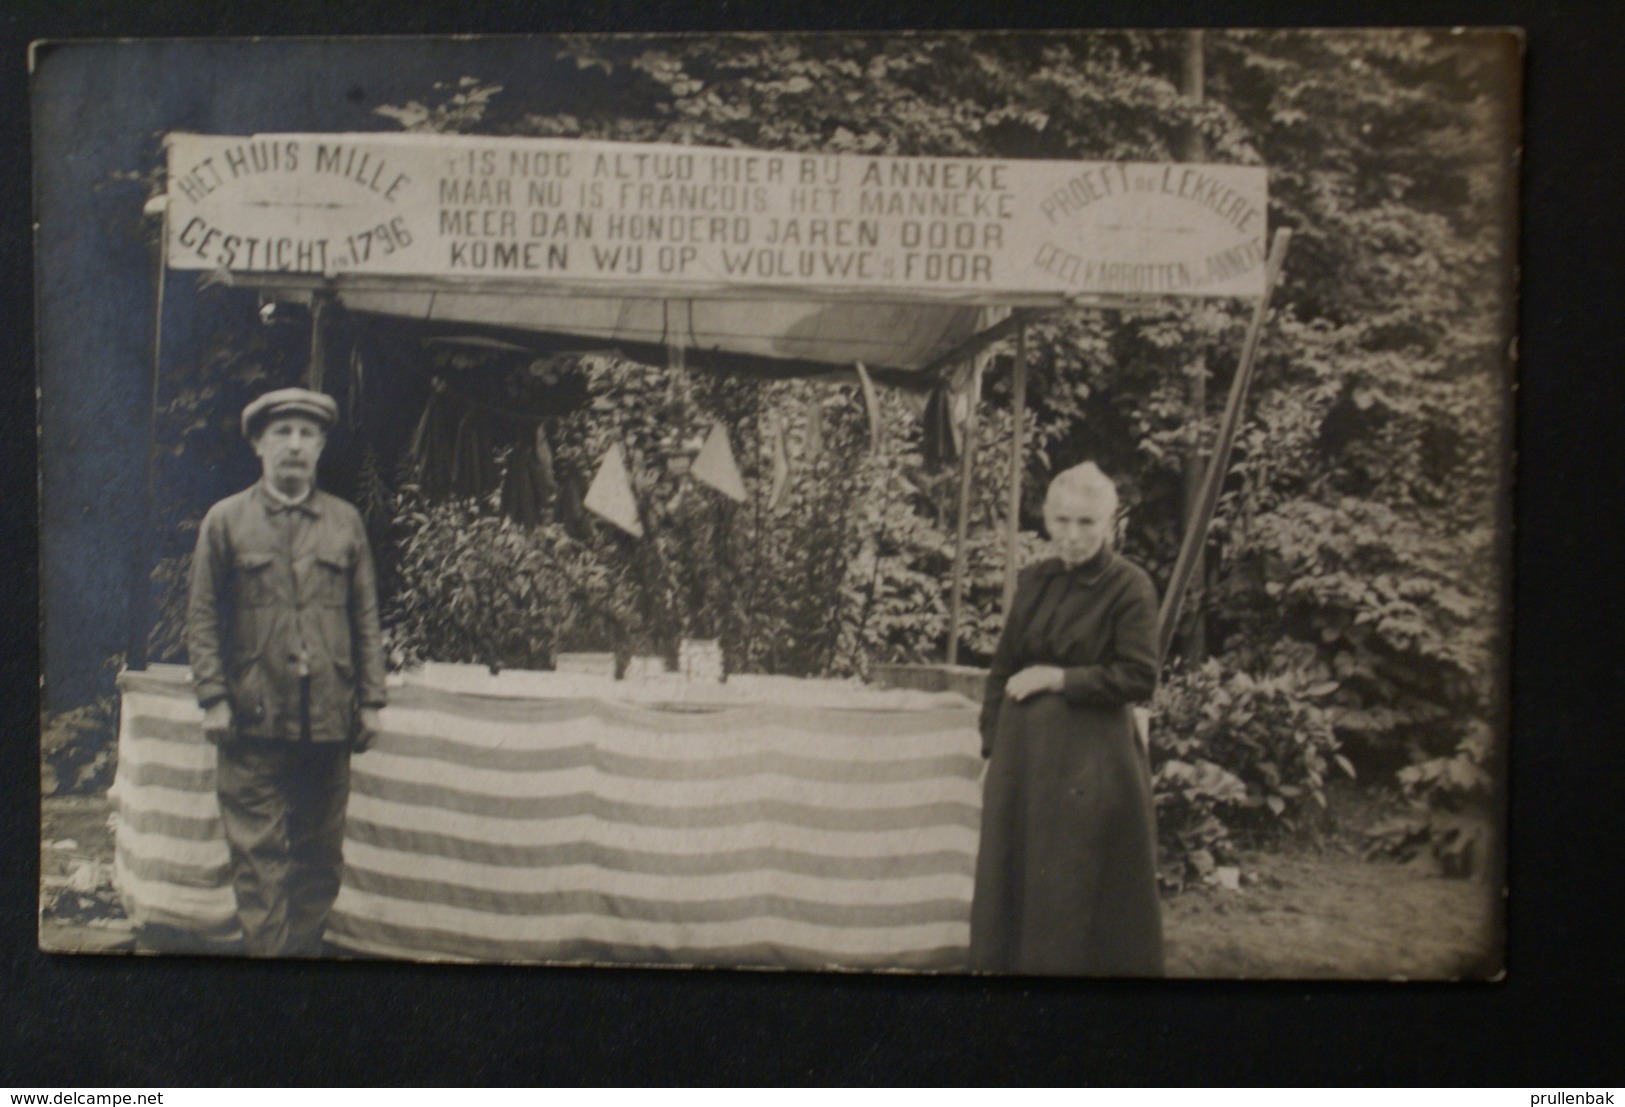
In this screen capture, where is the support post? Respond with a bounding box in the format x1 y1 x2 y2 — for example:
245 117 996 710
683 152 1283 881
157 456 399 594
129 197 170 671
946 358 982 666
1156 229 1292 664
307 290 333 391
1001 323 1028 615
1179 29 1210 661
923 308 1033 378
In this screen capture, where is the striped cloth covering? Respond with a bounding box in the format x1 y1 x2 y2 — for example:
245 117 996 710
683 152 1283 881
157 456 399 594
110 667 242 949
110 665 983 970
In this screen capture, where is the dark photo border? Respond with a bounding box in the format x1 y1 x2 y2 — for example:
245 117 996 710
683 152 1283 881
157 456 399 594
4 0 1623 1088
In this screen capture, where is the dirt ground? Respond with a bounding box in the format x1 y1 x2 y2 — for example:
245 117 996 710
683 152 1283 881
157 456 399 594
39 791 1502 978
38 794 135 954
1162 849 1501 980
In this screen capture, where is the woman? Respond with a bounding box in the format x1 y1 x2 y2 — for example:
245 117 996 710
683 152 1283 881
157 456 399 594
969 462 1164 976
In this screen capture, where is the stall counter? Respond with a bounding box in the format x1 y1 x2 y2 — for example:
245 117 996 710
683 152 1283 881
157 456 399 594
111 663 983 969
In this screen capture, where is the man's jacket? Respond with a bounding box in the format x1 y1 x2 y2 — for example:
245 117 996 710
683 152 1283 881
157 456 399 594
187 483 386 743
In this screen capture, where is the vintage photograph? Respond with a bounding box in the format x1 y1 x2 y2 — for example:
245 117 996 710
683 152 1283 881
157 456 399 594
34 30 1517 977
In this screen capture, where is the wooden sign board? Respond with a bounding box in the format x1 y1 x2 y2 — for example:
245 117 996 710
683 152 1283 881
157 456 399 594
164 132 1269 300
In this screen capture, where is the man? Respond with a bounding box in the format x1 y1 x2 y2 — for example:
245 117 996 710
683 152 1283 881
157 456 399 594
186 387 386 956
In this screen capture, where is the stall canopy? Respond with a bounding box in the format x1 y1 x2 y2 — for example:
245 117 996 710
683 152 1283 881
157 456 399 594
146 130 1279 668
161 131 1269 381
283 287 991 384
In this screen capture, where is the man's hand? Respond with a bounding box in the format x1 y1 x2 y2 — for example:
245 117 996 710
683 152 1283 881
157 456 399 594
353 707 383 753
202 701 233 745
1005 665 1065 702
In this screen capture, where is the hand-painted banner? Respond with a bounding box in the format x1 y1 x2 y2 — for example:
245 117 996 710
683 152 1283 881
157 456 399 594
163 132 1269 300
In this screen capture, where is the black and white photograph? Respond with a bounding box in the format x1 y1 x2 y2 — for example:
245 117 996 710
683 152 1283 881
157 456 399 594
33 29 1516 979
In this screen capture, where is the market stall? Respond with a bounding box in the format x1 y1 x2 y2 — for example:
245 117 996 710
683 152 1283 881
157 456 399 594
116 130 1279 965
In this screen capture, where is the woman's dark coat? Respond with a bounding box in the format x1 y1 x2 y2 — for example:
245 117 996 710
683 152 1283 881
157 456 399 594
969 547 1164 976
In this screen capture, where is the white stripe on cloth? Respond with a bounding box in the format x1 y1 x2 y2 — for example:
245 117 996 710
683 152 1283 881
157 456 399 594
354 752 980 808
340 840 974 906
346 793 979 856
328 886 969 955
378 706 979 760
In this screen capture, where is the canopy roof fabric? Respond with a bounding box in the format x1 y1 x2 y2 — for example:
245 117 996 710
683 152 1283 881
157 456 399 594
236 271 1035 385
337 286 988 378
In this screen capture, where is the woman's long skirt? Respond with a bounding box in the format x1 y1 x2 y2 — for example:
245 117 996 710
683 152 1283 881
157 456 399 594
968 693 1164 976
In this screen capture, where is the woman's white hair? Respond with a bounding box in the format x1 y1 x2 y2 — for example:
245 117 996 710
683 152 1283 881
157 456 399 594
1044 461 1119 518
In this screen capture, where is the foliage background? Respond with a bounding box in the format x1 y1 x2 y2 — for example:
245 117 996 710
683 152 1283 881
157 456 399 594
371 32 1514 736
361 32 1513 862
47 31 1515 873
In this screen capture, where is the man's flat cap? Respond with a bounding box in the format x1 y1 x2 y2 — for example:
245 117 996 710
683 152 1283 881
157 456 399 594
241 388 339 438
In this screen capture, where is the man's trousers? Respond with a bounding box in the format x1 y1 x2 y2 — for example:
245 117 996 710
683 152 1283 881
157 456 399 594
215 739 351 957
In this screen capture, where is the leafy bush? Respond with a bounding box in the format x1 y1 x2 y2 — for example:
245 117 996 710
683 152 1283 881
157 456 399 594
42 695 119 796
1365 723 1496 877
1151 657 1353 884
1151 755 1249 889
1213 495 1500 768
147 537 198 666
387 491 622 671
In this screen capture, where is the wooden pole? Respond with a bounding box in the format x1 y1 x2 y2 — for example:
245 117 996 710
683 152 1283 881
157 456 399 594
1001 323 1028 615
307 291 331 391
1179 29 1210 661
128 198 169 671
946 358 982 665
922 308 1034 378
1156 228 1292 664
747 380 764 670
